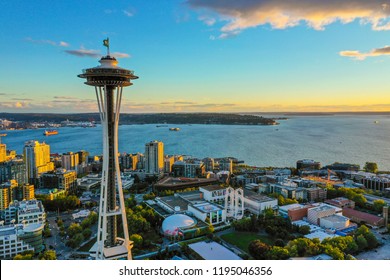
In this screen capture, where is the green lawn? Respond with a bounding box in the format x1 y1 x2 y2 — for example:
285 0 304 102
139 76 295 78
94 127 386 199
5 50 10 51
220 232 274 253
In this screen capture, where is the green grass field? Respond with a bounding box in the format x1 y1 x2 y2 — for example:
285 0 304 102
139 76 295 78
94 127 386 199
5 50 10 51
220 232 274 253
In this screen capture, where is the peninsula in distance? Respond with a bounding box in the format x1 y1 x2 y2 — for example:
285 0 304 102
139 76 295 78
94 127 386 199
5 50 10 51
0 113 280 126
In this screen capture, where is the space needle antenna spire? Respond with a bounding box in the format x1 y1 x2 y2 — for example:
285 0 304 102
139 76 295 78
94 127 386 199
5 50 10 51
103 38 110 56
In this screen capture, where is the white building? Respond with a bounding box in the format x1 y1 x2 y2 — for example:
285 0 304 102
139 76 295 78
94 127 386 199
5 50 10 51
145 141 164 175
0 223 44 259
243 189 278 215
319 214 350 230
199 185 227 204
307 203 342 225
72 209 91 220
188 202 226 225
2 200 45 225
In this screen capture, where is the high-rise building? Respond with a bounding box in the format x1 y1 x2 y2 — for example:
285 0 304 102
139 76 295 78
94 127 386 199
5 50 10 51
0 159 27 185
0 181 34 211
0 134 6 163
0 184 10 211
62 152 79 171
24 141 54 185
172 160 205 178
119 153 139 170
145 141 164 175
78 45 138 260
77 150 89 165
41 169 77 193
0 145 6 163
164 156 175 173
219 158 233 173
203 157 215 172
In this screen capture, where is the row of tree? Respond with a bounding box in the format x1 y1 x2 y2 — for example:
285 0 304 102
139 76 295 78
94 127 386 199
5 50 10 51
248 225 379 260
36 195 81 211
65 212 98 249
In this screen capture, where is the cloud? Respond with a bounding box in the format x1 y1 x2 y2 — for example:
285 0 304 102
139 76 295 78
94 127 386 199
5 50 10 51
26 37 70 47
54 96 79 100
198 15 216 26
340 45 390 60
10 98 33 101
0 93 7 96
111 52 131 58
161 101 197 105
64 47 130 58
123 9 135 17
64 48 101 58
59 41 69 47
188 0 390 36
104 9 114 14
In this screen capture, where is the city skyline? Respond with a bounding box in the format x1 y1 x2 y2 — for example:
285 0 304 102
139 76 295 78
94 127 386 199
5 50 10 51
2 0 390 113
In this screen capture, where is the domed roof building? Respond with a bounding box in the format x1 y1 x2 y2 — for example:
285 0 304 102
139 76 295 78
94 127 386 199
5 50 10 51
162 214 196 236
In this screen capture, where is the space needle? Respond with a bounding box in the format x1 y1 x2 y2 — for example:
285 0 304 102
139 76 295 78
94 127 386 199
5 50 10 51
78 39 138 260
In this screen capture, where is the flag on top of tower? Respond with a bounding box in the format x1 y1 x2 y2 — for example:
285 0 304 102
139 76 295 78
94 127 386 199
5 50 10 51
103 38 109 48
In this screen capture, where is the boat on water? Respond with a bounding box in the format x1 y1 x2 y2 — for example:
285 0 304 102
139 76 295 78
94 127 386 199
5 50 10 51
374 121 379 124
43 130 58 136
169 127 180 131
156 125 168 127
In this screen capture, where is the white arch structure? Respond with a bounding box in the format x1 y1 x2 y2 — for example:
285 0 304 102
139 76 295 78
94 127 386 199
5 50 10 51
225 187 244 220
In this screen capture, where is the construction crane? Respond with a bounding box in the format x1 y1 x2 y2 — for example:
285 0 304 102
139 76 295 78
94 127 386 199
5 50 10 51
0 134 6 144
327 169 338 182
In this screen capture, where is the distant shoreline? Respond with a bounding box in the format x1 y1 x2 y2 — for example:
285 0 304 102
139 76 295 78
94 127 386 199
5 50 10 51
0 112 278 126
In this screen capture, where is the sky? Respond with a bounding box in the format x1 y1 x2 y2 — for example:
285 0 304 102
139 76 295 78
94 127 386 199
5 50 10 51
1 0 390 113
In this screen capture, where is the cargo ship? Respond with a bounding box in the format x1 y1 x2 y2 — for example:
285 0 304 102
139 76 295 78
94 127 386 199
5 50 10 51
169 127 180 131
43 130 58 136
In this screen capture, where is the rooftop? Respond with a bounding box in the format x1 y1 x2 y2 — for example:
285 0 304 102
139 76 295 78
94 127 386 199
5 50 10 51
189 241 242 260
304 231 336 241
342 208 384 225
320 214 349 223
279 203 307 212
243 189 276 203
199 185 226 192
190 202 224 213
158 196 189 211
309 203 342 213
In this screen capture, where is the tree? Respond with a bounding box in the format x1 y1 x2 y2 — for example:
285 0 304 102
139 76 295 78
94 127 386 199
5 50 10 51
267 246 290 260
39 250 57 260
373 200 386 213
298 225 311 235
355 225 370 237
365 232 378 249
125 195 137 209
364 162 378 173
73 233 85 247
13 251 34 260
248 240 270 260
68 223 82 238
323 245 344 260
130 234 143 248
81 218 91 229
82 228 92 239
353 194 367 208
57 219 64 227
356 235 368 251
